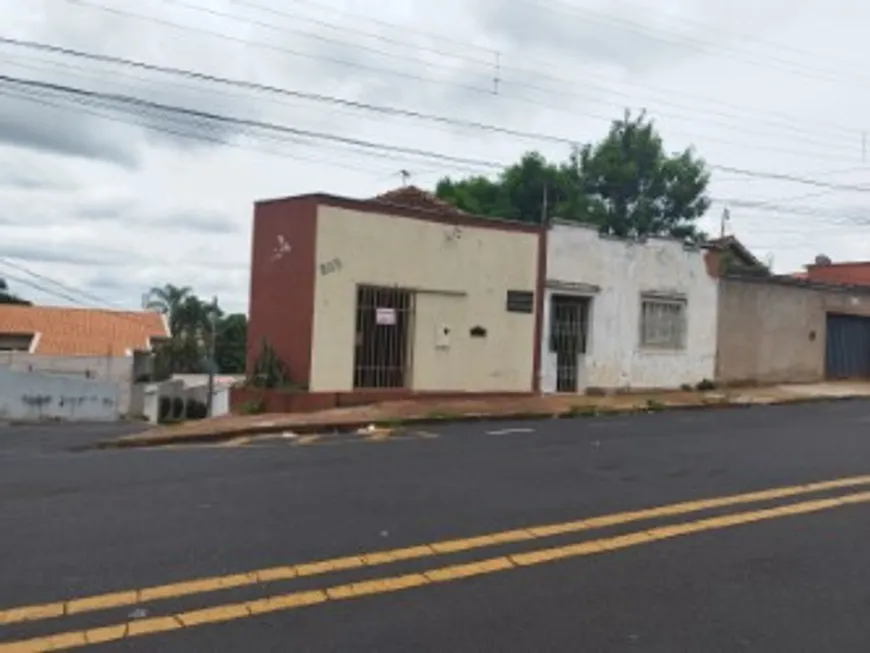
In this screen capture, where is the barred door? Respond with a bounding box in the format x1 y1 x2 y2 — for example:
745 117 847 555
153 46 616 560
353 286 414 389
550 295 589 393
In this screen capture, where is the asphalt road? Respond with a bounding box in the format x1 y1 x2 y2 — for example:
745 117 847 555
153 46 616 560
2 401 870 651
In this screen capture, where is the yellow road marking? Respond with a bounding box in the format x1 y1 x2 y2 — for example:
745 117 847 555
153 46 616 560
3 489 869 652
4 473 870 627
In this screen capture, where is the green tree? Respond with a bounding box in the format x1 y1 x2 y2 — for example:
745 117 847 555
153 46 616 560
215 313 247 374
436 152 572 223
0 278 31 305
146 284 248 377
435 110 710 240
147 284 214 375
578 110 710 240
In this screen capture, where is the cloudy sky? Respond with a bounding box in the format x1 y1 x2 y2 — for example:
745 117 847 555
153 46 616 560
1 0 869 313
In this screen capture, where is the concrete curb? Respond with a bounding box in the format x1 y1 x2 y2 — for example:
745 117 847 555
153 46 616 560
93 393 866 451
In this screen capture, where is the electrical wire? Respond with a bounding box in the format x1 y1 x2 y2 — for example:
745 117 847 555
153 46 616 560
155 0 865 149
56 0 869 163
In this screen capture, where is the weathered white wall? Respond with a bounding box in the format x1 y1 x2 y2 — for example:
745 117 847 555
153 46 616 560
542 222 718 392
310 206 539 392
0 352 136 415
0 367 119 422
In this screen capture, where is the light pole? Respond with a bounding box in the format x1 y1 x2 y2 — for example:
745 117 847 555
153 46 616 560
206 296 218 417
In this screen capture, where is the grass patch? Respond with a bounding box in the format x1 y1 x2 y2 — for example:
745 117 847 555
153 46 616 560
241 398 266 415
646 399 666 412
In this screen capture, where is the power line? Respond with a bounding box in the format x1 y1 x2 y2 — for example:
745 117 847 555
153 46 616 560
710 165 870 193
55 0 869 162
0 269 97 306
152 0 864 149
2 34 867 177
6 71 870 198
0 74 504 171
0 257 122 308
0 37 578 147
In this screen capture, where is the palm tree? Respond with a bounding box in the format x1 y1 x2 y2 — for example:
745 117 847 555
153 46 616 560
146 284 223 375
145 284 193 337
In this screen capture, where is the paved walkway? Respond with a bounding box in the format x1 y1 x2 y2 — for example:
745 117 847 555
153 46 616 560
102 382 870 448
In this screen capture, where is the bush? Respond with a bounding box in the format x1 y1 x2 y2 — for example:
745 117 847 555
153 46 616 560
242 398 266 415
158 396 172 423
696 379 716 391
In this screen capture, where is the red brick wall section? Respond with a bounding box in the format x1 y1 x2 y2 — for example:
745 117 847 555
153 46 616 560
247 198 318 386
806 263 870 286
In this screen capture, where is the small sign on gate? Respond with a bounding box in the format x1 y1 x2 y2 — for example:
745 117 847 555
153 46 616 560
375 307 397 325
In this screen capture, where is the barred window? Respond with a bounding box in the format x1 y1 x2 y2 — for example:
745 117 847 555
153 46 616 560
640 296 687 350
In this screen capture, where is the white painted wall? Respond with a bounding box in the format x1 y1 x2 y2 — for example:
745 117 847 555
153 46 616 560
0 367 119 422
310 206 539 392
542 222 718 392
0 352 137 415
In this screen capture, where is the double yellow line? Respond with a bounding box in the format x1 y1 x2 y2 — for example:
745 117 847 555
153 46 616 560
3 474 870 652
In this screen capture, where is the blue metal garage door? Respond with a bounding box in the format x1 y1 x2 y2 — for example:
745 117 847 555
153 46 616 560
826 313 870 379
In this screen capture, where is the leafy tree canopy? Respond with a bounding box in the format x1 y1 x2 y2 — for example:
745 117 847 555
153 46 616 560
146 283 247 378
435 111 711 242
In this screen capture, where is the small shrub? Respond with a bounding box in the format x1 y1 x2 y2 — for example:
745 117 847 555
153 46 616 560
696 379 716 391
242 398 266 415
249 339 291 389
680 383 693 392
646 399 666 412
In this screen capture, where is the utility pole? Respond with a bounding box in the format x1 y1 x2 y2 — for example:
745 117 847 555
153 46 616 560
493 51 501 95
205 296 218 418
541 183 549 225
863 131 866 164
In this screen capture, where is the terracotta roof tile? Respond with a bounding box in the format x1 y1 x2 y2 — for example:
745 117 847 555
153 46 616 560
371 186 469 217
0 305 169 356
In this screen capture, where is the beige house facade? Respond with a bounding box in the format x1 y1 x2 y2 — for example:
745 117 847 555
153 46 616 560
248 187 542 394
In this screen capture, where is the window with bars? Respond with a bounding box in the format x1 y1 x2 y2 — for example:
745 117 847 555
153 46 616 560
640 295 687 350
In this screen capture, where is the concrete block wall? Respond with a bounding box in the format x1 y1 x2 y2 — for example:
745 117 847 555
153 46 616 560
0 367 119 422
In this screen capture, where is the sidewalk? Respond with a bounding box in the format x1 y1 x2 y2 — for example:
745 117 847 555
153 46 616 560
99 382 870 449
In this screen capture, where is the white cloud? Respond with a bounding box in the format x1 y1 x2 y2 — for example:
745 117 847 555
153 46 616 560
0 0 869 313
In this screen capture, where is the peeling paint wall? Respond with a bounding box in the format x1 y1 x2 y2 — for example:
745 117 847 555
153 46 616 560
543 223 718 392
0 367 119 422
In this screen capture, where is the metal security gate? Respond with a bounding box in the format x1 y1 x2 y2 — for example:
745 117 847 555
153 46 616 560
549 295 590 393
353 286 414 389
826 313 870 379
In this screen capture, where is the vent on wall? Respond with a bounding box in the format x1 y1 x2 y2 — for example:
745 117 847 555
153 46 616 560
505 290 534 314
